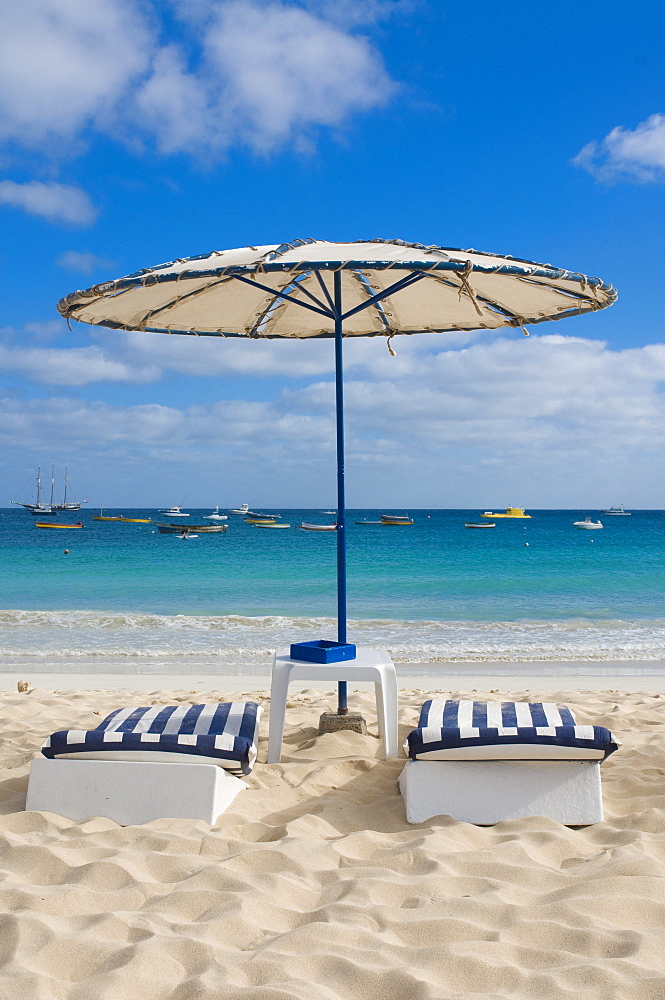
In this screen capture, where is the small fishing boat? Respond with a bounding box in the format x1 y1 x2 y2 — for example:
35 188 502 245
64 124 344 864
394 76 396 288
601 505 631 516
119 516 151 523
481 506 531 519
35 521 84 529
355 520 383 524
381 514 414 525
253 522 290 528
299 522 337 531
574 517 603 530
93 507 122 521
204 507 228 520
157 522 227 533
245 517 276 524
177 532 198 539
465 522 495 528
160 506 189 517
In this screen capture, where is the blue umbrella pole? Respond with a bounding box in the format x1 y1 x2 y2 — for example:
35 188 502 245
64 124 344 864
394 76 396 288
334 270 348 715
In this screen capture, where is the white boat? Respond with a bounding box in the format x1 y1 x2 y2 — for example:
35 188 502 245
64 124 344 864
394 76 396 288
574 517 603 530
229 503 250 515
52 465 82 511
601 505 631 516
299 522 337 531
465 522 495 528
253 522 290 528
176 531 198 538
381 513 414 525
160 506 189 517
204 507 228 520
11 465 56 515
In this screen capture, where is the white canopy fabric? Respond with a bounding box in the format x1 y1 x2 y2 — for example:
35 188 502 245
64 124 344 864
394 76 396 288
57 237 617 341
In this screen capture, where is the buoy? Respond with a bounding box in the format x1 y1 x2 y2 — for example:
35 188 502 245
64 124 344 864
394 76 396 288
64 549 69 554
524 542 529 546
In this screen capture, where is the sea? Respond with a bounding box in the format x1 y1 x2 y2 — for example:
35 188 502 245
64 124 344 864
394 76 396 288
1 508 664 678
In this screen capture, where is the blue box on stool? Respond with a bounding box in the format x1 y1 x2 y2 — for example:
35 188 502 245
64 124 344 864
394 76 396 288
290 640 357 663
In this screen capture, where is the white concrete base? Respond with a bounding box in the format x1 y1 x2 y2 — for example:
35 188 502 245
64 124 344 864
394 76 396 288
399 759 603 825
26 757 246 825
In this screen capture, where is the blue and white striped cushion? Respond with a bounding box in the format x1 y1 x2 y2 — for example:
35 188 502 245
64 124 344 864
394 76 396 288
405 700 618 761
41 702 262 775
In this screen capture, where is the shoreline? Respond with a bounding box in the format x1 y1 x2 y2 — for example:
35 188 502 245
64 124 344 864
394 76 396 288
2 661 663 692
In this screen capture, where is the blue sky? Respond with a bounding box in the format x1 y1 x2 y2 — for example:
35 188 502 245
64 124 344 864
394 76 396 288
1 0 664 509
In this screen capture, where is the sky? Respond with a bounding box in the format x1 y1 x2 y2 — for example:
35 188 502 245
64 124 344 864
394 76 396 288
1 0 664 509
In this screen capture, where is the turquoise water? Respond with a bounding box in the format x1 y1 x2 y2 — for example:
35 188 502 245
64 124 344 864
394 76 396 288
1 508 664 667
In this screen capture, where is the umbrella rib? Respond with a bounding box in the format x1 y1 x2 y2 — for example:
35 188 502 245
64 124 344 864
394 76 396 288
348 270 393 334
229 273 332 318
341 271 426 321
313 270 337 315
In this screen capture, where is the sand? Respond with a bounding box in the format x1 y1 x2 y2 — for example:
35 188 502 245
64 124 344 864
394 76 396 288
1 679 664 999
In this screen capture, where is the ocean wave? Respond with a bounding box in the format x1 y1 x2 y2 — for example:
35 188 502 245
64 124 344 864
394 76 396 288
1 609 664 663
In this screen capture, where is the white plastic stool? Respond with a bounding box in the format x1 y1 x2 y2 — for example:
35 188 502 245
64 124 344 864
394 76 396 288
268 646 398 762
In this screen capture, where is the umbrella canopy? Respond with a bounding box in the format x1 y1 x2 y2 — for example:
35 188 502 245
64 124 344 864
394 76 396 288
58 237 616 341
58 238 616 714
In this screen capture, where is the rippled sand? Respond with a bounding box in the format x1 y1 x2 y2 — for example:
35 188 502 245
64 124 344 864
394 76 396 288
1 683 664 999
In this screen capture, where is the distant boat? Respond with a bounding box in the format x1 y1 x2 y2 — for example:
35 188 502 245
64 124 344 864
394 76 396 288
51 466 81 511
229 503 250 515
245 517 276 524
481 506 531 519
119 516 151 523
11 465 56 515
157 522 227 533
177 532 198 539
160 506 189 517
574 516 603 530
355 520 383 524
601 505 631 516
35 521 84 529
204 507 228 520
381 514 414 525
465 522 495 528
299 522 337 531
322 511 336 515
253 522 290 528
93 507 122 521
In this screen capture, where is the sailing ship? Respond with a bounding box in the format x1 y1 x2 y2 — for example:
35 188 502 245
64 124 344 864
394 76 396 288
11 465 56 515
12 464 82 514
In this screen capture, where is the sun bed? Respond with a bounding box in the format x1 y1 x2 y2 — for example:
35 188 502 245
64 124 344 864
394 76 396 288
26 702 262 825
400 699 619 825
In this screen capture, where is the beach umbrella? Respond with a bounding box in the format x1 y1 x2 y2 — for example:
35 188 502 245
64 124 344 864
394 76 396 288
58 238 616 714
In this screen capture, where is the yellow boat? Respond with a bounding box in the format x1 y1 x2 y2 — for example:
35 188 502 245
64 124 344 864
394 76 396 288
93 515 122 521
119 516 151 523
245 517 276 524
481 506 531 519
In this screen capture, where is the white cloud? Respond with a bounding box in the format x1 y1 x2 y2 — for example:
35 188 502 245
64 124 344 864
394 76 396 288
2 334 665 506
573 113 665 182
0 0 152 148
0 0 396 161
0 344 158 386
0 180 97 225
56 251 116 274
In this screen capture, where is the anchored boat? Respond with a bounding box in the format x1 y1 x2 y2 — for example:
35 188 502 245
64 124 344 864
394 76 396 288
481 506 531 519
381 514 414 525
574 517 603 530
35 521 84 529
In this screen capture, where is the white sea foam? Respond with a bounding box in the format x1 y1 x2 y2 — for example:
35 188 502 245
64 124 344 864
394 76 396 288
0 609 664 667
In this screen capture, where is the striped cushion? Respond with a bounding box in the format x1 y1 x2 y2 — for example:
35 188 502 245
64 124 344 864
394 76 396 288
41 702 262 775
405 700 619 761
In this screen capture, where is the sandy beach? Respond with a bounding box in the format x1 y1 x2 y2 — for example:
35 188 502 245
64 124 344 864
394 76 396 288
1 673 664 999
